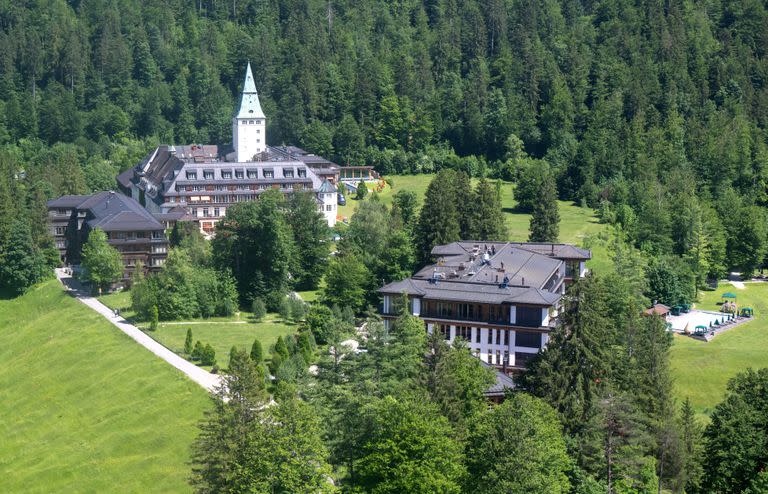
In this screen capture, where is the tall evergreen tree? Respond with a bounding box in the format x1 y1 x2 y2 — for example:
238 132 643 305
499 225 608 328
528 174 560 242
415 170 461 264
287 191 330 290
472 178 508 241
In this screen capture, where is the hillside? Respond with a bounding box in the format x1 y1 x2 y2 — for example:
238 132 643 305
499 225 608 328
0 280 209 493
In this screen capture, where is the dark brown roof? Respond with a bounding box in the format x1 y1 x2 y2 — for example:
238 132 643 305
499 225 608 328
644 304 671 316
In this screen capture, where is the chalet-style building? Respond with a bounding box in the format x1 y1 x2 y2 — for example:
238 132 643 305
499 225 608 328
117 63 339 234
47 191 169 283
379 241 591 373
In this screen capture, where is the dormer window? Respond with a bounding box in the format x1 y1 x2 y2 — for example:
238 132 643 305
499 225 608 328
247 169 258 179
297 168 306 178
249 120 254 124
283 168 294 178
221 170 232 179
264 169 274 179
186 171 197 180
235 169 244 179
203 170 214 180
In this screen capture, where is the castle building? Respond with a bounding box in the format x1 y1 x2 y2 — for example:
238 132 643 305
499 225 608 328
117 63 339 234
379 241 591 373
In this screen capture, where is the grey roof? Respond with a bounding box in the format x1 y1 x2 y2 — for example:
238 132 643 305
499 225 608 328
46 195 91 208
379 277 561 306
318 180 337 193
79 192 164 232
432 241 591 261
481 361 516 396
417 244 562 290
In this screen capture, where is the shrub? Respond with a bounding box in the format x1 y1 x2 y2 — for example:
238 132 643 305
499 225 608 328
288 297 307 322
251 298 267 321
200 343 216 366
355 180 368 200
191 340 203 361
278 297 292 321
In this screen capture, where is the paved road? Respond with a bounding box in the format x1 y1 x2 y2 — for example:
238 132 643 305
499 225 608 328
55 269 222 393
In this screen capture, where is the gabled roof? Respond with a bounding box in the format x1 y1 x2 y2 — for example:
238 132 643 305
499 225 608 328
235 62 265 120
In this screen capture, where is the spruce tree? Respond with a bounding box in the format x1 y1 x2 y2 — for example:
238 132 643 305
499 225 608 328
251 298 266 321
415 170 461 264
528 174 560 242
473 178 508 241
184 328 193 354
250 339 263 364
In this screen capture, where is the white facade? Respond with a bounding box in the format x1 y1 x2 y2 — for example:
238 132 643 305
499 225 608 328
233 62 267 162
320 191 337 227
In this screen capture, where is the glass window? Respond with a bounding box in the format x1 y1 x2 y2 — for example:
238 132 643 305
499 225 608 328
283 168 294 178
247 169 258 178
516 331 542 348
221 170 232 179
504 330 510 346
264 170 274 179
186 171 197 180
440 324 450 340
235 170 244 179
487 329 493 344
203 170 214 180
475 328 481 343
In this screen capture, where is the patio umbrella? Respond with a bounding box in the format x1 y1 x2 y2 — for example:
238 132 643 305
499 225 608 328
722 292 737 299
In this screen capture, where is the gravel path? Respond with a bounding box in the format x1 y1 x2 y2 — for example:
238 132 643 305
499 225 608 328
55 269 221 393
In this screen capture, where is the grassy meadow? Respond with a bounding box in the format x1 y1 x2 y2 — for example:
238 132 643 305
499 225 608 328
0 280 208 493
671 282 768 419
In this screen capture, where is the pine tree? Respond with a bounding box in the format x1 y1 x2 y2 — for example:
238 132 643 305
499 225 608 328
528 174 560 242
677 398 703 493
286 192 330 290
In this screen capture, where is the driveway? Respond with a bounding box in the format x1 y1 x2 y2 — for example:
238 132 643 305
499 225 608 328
55 269 221 393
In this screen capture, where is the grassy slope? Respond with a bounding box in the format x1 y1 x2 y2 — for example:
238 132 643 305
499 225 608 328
340 174 604 246
0 280 208 493
151 319 296 370
671 282 768 418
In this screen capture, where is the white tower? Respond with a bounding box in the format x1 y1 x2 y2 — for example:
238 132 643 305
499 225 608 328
233 62 266 162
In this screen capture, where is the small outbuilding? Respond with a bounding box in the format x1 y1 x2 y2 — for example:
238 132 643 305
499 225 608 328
644 303 671 318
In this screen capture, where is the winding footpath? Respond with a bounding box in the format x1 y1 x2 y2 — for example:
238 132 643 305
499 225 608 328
55 268 221 392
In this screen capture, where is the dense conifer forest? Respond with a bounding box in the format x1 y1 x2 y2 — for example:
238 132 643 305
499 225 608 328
1 0 768 287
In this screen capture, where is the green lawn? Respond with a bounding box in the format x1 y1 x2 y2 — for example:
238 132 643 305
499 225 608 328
149 318 296 370
671 282 768 419
0 280 209 493
340 174 604 246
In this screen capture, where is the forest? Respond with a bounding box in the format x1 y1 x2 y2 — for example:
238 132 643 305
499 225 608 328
1 0 767 288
